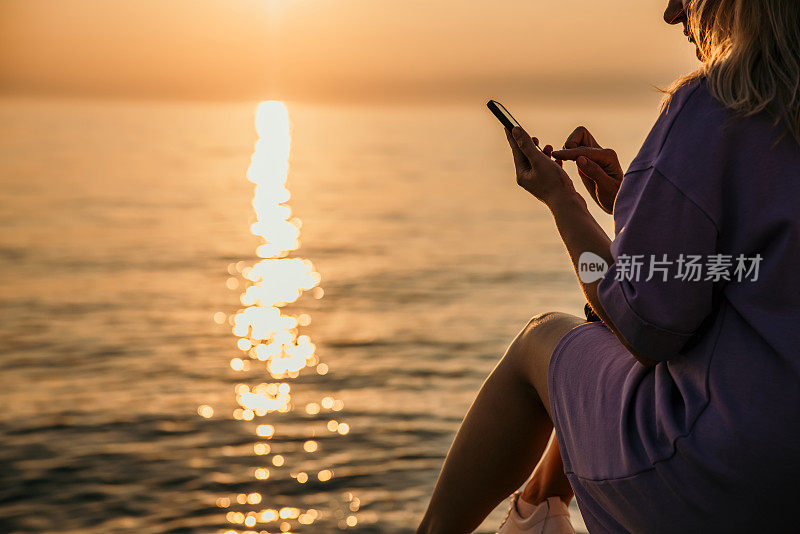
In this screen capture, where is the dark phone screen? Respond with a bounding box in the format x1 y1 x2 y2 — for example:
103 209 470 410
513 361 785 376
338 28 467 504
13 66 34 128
487 100 545 153
487 100 521 131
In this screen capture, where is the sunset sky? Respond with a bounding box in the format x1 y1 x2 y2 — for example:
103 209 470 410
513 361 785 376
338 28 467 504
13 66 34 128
0 0 698 102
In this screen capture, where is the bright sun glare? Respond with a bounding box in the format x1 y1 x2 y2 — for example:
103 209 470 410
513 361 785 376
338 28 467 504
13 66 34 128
202 101 360 531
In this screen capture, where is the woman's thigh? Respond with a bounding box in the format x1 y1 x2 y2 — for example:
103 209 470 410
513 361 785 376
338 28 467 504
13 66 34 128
507 311 587 419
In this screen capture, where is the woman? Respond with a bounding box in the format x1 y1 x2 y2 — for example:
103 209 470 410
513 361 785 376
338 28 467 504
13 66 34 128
417 0 800 532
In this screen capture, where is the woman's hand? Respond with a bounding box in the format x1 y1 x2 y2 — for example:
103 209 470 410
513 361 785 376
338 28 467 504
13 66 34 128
506 126 578 206
551 126 623 214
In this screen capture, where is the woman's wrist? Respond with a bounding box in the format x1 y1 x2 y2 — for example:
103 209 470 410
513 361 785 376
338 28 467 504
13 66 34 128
546 189 587 214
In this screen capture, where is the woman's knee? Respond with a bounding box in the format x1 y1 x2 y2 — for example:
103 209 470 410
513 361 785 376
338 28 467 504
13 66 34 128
518 312 582 355
508 311 585 387
527 311 573 332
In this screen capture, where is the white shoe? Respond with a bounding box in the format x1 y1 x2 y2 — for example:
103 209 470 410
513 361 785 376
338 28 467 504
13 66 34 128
496 492 575 534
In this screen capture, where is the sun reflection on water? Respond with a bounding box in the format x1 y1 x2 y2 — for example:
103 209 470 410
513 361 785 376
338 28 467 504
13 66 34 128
209 101 359 532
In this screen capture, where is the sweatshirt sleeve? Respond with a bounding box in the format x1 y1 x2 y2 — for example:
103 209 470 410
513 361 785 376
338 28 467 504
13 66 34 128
597 164 719 361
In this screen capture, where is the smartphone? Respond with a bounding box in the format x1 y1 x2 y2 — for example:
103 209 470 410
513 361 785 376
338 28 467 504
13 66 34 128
487 100 545 153
486 100 521 131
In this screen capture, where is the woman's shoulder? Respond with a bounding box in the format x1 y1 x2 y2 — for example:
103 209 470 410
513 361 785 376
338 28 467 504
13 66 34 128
623 78 737 229
626 75 800 230
636 76 797 171
627 77 726 172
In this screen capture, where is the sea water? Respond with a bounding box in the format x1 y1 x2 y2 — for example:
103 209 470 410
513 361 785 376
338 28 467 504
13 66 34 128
0 93 661 533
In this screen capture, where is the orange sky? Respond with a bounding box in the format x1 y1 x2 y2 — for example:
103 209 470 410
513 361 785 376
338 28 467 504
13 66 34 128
0 0 698 102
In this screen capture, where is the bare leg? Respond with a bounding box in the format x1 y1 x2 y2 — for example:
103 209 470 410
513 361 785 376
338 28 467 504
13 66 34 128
417 312 585 534
521 432 574 506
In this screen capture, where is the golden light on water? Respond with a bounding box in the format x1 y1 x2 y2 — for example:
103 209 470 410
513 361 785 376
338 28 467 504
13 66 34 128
206 101 360 532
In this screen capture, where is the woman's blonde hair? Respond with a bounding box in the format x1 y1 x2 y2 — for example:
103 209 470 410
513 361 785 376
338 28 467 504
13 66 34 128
665 0 800 144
